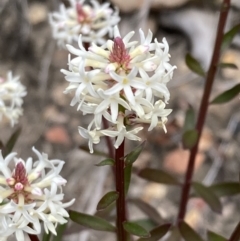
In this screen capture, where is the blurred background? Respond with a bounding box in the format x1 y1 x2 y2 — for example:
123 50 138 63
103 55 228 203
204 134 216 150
0 0 240 240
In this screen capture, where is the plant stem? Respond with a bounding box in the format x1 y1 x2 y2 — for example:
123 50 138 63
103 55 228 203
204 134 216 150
28 234 40 241
102 118 115 159
228 221 240 241
115 139 127 241
177 0 231 222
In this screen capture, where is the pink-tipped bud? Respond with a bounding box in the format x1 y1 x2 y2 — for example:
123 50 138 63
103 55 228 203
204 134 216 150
7 177 15 186
76 3 87 23
14 162 28 185
15 182 24 191
109 37 131 68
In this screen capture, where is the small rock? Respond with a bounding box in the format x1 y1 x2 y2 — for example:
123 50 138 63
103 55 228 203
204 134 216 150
28 3 48 25
44 126 71 146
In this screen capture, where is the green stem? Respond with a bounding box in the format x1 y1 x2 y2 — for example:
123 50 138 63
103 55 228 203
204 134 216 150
228 221 240 241
115 139 127 241
177 0 231 222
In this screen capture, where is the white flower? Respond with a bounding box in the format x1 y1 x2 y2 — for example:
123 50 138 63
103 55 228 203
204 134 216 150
62 26 176 153
0 72 27 126
0 148 75 240
49 0 120 47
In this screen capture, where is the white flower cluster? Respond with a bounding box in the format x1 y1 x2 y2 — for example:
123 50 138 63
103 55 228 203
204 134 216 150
49 0 120 48
0 72 27 127
0 148 75 241
62 26 176 153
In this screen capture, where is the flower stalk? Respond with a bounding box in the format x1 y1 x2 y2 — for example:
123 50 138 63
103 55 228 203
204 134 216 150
228 221 240 241
115 138 127 241
177 0 231 221
28 234 40 241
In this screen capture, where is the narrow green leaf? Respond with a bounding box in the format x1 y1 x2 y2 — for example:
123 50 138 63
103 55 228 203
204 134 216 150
133 219 156 232
129 198 163 224
138 168 180 185
123 221 150 238
69 210 116 232
183 107 195 132
124 164 132 195
210 83 240 105
42 232 51 241
97 191 119 211
3 127 21 157
165 226 181 241
179 221 204 241
125 141 145 166
182 129 198 149
192 182 222 214
207 230 227 241
79 145 108 157
185 53 205 77
209 182 240 197
52 223 68 241
137 223 171 241
218 63 238 69
221 24 240 52
95 158 115 166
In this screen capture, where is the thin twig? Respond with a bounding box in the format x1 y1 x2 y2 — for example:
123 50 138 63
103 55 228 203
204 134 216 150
177 0 231 222
228 221 240 241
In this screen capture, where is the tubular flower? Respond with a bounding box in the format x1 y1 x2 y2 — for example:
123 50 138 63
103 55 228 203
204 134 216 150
0 148 75 241
0 72 27 127
49 0 120 47
62 26 176 153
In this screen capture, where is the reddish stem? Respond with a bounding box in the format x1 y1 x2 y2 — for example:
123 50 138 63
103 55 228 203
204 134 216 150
228 222 240 241
115 139 127 241
28 234 40 241
177 0 231 222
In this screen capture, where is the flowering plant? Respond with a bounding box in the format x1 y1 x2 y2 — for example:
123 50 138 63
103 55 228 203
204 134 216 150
0 72 27 127
0 148 74 241
62 26 176 153
49 0 120 47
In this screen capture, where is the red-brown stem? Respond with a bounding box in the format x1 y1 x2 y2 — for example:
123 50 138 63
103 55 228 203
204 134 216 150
28 234 40 241
115 139 127 241
228 222 240 241
177 0 231 222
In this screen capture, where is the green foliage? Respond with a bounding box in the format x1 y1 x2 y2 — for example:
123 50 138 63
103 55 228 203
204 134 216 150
183 107 195 132
210 83 240 105
185 53 206 77
42 232 51 241
125 141 145 166
137 223 171 241
182 129 198 149
207 230 227 241
221 24 240 52
209 182 240 197
95 158 115 166
51 223 68 241
69 210 116 232
192 182 222 214
96 191 119 211
178 221 204 241
129 198 163 224
218 63 238 69
123 221 150 238
138 168 180 185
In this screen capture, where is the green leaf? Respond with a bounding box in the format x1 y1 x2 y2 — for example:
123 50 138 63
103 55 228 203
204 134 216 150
124 164 132 195
138 168 180 185
210 83 240 105
179 221 204 241
42 232 51 241
95 158 115 166
221 24 240 52
96 191 119 211
123 221 150 238
192 182 222 214
133 219 157 232
182 129 198 149
185 53 205 77
52 223 68 241
79 145 108 157
125 141 145 166
183 107 195 132
207 230 227 241
209 182 240 197
218 63 238 69
129 198 163 224
69 210 116 232
3 127 21 157
137 223 171 241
